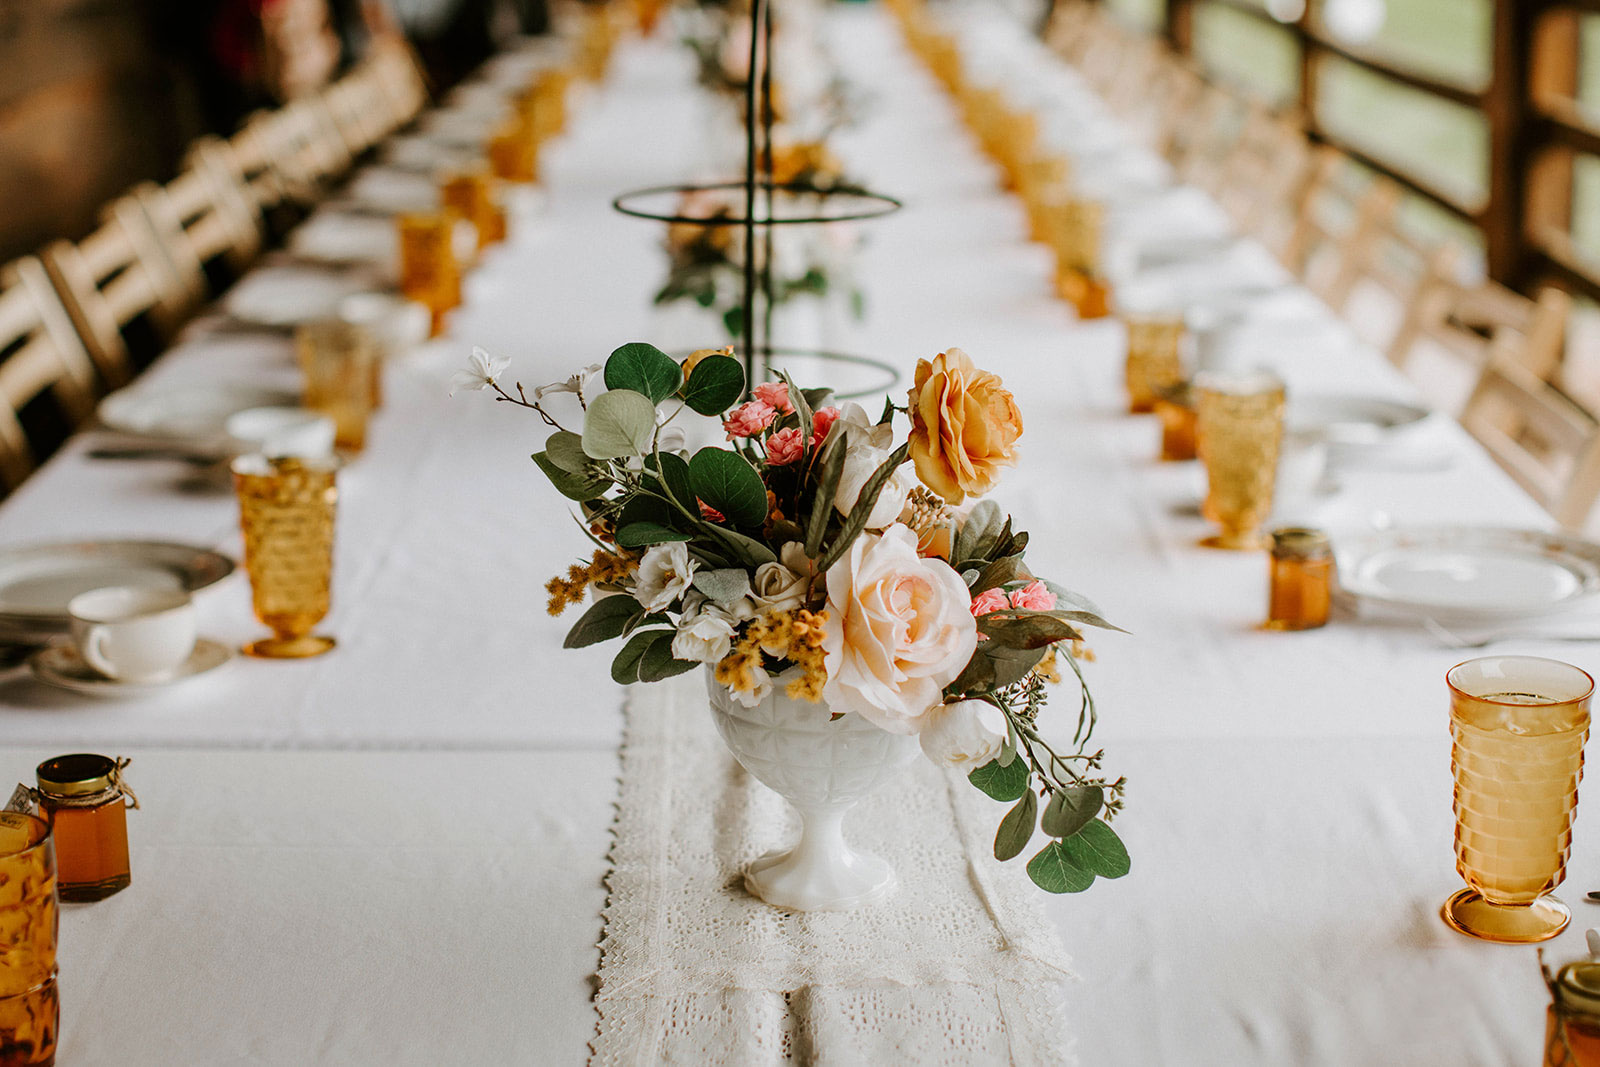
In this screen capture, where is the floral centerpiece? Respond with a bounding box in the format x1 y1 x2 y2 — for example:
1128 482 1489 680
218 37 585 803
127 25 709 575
457 342 1127 903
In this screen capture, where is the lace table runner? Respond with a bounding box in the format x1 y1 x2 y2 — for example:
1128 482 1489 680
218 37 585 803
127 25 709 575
590 674 1076 1065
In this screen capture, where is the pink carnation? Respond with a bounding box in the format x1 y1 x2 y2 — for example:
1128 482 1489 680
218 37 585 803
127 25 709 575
752 381 794 414
970 587 1010 616
812 406 841 447
699 500 726 523
765 426 805 465
1009 580 1056 612
723 400 776 439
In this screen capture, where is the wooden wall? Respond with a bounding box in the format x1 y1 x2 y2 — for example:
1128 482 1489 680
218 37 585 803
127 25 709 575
0 0 201 264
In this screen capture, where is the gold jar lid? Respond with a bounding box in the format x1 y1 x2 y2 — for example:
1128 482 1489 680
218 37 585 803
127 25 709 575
36 753 117 797
1270 527 1332 562
1556 962 1600 1018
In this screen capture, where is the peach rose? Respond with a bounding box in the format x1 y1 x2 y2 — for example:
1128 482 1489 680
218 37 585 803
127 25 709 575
907 348 1023 504
822 525 979 733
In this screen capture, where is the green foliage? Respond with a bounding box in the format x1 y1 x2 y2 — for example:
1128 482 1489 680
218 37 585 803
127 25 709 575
813 442 911 572
532 452 608 501
544 431 589 474
968 756 1030 802
993 790 1037 862
1026 840 1097 894
582 389 657 459
804 440 848 558
1060 819 1129 879
604 342 682 404
563 595 639 649
615 522 693 548
681 355 746 416
609 628 697 684
688 447 768 527
1041 786 1103 839
692 568 752 608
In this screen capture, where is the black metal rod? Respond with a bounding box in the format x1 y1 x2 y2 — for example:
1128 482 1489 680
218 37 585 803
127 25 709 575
758 0 776 371
741 0 761 390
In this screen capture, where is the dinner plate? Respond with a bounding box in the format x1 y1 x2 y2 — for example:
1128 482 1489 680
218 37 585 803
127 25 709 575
99 383 299 443
224 266 372 328
341 167 440 215
287 211 399 269
31 639 234 696
1335 526 1600 622
0 541 235 633
1289 394 1431 444
379 135 480 175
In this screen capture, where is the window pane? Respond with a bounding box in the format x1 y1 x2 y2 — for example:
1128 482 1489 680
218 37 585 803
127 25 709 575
1103 0 1165 33
1581 15 1600 120
1575 154 1600 276
1313 0 1490 91
1193 2 1301 107
1315 54 1488 209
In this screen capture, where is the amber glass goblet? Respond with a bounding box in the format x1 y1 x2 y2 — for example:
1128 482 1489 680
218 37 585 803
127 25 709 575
0 812 57 1067
397 212 462 335
1195 369 1285 550
232 455 339 659
1444 656 1592 943
297 320 376 451
1124 315 1186 414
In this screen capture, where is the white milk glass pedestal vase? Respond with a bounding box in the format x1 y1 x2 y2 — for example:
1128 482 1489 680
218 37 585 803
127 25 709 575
706 667 920 911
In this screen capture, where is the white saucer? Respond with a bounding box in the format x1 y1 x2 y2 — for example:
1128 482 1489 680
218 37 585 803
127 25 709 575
30 639 234 696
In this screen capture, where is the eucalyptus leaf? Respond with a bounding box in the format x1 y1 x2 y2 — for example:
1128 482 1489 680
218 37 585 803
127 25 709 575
582 389 657 459
638 632 699 682
562 595 639 649
610 629 665 684
615 522 694 548
993 789 1037 862
681 355 746 415
968 756 1029 802
1026 840 1097 894
617 494 671 529
692 568 752 608
1041 786 1103 839
532 452 609 501
1059 819 1130 879
705 524 778 567
604 342 682 404
688 447 768 527
545 431 589 475
648 451 696 514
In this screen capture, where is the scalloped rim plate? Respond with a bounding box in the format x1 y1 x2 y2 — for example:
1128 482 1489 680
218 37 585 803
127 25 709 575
0 541 236 632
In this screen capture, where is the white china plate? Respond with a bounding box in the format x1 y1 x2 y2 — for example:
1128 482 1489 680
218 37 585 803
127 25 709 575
1335 526 1600 622
342 167 440 215
0 541 235 632
224 266 372 328
99 383 298 443
380 135 480 175
288 211 399 269
31 639 234 696
1288 394 1431 445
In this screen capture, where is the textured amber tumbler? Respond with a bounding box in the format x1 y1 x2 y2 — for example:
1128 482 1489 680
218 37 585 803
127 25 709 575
297 320 376 451
397 212 462 335
1195 369 1285 550
1124 315 1185 414
232 455 339 659
1444 656 1592 943
0 813 57 1067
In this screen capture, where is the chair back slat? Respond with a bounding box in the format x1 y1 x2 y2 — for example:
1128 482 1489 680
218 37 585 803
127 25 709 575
0 257 98 491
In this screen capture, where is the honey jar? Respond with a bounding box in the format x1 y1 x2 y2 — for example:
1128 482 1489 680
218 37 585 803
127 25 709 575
34 754 136 902
1266 528 1333 631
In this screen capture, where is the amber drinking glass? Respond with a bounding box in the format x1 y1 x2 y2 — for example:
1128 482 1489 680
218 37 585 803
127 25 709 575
440 169 506 250
0 812 57 1066
1444 656 1592 943
1124 315 1186 414
232 455 339 659
1155 386 1198 461
397 212 462 334
297 320 376 452
1195 369 1285 550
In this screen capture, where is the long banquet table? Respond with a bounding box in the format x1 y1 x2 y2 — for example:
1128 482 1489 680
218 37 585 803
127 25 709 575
6 7 1599 1064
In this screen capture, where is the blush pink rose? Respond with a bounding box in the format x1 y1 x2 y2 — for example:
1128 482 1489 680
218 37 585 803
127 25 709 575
723 400 776 439
822 525 979 733
752 381 794 414
765 426 805 465
970 587 1009 616
1009 580 1056 612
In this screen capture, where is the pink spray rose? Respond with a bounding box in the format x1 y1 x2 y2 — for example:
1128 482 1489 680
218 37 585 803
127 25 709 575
811 406 841 448
752 381 794 414
1009 580 1056 612
765 427 805 465
970 587 1010 616
723 400 776 439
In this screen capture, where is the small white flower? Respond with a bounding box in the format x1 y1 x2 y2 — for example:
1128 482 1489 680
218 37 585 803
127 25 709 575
450 346 510 396
918 699 1008 771
725 666 774 708
533 363 602 403
670 606 737 663
632 542 696 613
834 441 912 529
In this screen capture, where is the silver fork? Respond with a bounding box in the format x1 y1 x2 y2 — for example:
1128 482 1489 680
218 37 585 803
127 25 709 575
1423 617 1600 649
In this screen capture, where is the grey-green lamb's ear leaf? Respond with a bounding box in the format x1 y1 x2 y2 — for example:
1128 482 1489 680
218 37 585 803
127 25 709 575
682 355 746 415
610 629 662 684
604 342 682 404
582 389 657 459
954 499 1005 562
1059 819 1130 879
1026 840 1096 893
968 756 1029 802
993 789 1037 861
533 452 609 501
692 568 752 608
1041 785 1103 839
563 595 640 649
545 431 590 474
804 437 848 558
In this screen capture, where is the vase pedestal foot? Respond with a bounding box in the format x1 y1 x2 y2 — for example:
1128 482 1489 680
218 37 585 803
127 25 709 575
742 806 897 912
1441 888 1571 943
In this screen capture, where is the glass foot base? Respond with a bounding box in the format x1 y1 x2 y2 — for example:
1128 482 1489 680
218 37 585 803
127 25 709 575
243 635 337 659
1441 888 1571 943
1200 532 1267 551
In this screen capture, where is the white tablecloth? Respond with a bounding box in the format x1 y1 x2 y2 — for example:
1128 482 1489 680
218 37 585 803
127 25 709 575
0 7 1594 1064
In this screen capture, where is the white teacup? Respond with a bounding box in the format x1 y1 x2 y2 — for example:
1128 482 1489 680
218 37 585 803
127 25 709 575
68 586 197 683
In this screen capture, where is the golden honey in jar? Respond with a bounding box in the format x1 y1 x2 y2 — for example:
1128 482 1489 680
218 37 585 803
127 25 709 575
35 754 135 902
1266 528 1333 631
1545 959 1600 1066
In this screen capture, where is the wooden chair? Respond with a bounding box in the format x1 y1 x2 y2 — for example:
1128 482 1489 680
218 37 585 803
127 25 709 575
1395 281 1570 415
322 65 390 156
1460 352 1600 530
1211 106 1312 236
369 37 429 130
1167 83 1248 194
1276 146 1402 306
133 160 262 301
0 258 100 492
40 196 194 389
